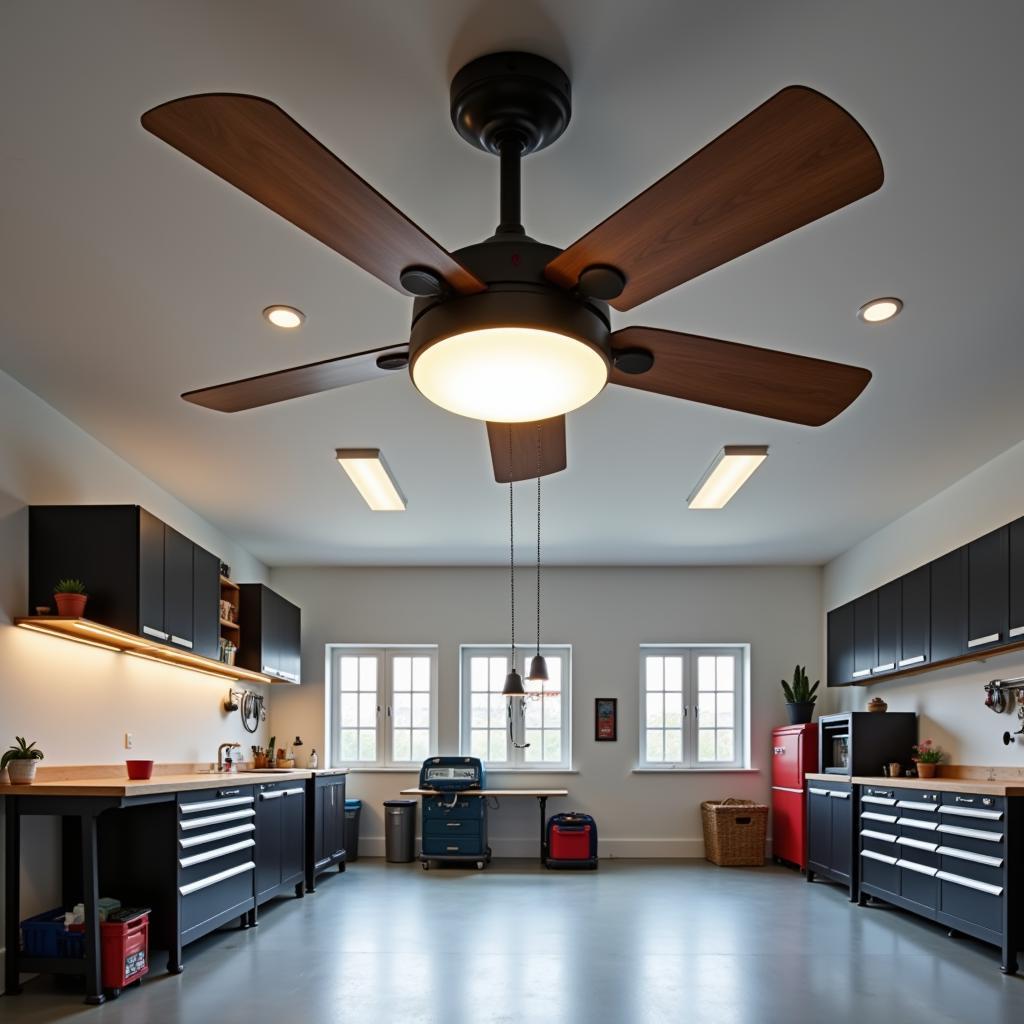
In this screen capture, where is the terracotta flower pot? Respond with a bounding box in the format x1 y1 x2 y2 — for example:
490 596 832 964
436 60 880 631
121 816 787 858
916 762 937 779
7 760 38 785
54 592 88 618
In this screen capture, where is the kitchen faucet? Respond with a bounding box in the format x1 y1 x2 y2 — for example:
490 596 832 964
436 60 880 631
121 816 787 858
217 742 243 772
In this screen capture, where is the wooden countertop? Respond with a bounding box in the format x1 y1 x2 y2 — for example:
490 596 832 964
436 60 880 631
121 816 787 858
0 769 312 798
804 771 1024 797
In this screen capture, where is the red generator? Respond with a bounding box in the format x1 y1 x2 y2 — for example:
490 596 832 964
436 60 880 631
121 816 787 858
771 723 818 871
546 812 598 869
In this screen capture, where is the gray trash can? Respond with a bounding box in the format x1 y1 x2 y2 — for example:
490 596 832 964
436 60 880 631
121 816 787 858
383 799 417 863
344 799 362 863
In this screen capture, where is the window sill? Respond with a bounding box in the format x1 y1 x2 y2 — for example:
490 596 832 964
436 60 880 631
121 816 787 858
483 768 578 775
632 767 759 774
340 766 420 773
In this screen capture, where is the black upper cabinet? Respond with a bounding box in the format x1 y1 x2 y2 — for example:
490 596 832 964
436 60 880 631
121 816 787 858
967 527 1009 651
238 584 301 684
899 565 930 668
826 602 855 687
930 547 967 663
1010 517 1024 640
852 592 878 681
29 505 221 657
875 580 901 675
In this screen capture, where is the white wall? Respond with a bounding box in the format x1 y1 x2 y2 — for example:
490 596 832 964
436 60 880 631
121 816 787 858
269 565 823 858
822 438 1024 764
0 367 270 988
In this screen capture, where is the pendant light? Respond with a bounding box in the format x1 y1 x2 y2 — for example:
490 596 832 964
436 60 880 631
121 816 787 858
527 424 549 683
502 426 525 697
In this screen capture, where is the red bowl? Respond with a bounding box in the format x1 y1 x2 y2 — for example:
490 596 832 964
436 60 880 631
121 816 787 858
126 759 154 781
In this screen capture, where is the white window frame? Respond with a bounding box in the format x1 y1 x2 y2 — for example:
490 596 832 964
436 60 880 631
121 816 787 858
459 644 572 771
637 645 750 770
328 645 439 768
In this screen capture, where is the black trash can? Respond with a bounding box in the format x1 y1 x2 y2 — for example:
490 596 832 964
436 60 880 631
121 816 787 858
383 799 417 863
343 799 362 863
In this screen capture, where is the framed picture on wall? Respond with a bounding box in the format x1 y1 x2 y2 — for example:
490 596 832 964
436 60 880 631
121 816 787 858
595 698 618 741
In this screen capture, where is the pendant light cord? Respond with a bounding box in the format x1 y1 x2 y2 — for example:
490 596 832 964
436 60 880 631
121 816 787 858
508 426 515 655
536 424 542 657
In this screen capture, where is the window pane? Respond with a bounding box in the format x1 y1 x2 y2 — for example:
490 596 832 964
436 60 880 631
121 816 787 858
393 656 410 691
524 697 543 728
698 701 715 728
412 657 430 691
392 729 411 762
546 659 562 688
664 657 683 692
393 692 411 727
646 692 664 727
470 730 488 759
646 730 664 761
698 729 715 761
645 657 664 690
524 729 542 761
358 731 376 761
359 657 377 690
471 694 488 728
664 692 683 727
664 730 682 762
340 692 358 727
411 729 430 762
340 657 358 691
489 694 506 728
543 694 561 729
543 732 561 762
471 657 489 691
716 692 734 728
489 731 507 762
717 730 734 762
340 729 358 760
716 656 734 691
412 693 430 728
698 656 715 690
490 657 507 689
359 692 377 727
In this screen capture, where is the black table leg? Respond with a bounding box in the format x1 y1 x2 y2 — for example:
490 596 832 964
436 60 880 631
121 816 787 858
4 797 22 995
538 796 548 864
79 812 105 1005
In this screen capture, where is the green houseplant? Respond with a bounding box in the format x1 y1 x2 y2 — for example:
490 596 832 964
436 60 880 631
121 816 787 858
53 578 88 618
2 737 45 784
781 665 819 725
912 738 945 779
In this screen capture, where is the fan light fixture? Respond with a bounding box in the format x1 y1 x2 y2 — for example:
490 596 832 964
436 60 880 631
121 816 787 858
263 305 305 329
857 297 902 323
411 326 608 423
688 446 769 510
335 449 406 511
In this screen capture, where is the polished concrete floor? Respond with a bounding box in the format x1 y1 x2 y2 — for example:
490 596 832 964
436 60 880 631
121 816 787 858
5 860 1024 1023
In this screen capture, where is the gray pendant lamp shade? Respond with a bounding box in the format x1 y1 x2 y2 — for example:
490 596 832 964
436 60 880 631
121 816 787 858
526 653 548 682
502 666 525 696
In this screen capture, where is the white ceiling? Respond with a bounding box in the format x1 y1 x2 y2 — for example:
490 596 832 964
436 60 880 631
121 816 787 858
2 1 1023 567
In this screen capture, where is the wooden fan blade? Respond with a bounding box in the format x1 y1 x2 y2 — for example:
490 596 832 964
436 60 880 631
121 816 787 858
486 418 567 483
609 326 870 426
182 344 409 412
545 86 883 311
142 94 485 296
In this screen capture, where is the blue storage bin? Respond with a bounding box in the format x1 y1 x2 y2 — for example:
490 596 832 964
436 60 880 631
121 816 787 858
21 908 69 957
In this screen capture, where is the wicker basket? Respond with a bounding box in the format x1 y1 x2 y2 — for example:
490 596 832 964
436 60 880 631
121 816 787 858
701 798 768 866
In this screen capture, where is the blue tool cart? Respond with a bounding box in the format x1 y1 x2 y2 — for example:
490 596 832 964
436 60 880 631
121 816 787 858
417 757 491 870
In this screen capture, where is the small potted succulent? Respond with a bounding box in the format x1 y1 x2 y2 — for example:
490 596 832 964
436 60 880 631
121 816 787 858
53 578 88 618
781 665 819 725
2 737 45 785
912 738 945 778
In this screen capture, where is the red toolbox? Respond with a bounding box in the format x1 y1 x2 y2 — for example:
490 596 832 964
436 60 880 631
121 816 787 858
69 908 150 998
546 812 598 869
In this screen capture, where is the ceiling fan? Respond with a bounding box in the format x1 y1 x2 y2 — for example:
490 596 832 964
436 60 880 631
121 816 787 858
142 52 882 483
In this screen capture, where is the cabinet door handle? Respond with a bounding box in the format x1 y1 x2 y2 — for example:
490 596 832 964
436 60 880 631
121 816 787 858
898 655 925 667
829 791 850 799
259 791 284 801
281 787 305 797
872 663 895 673
1009 626 1024 639
143 625 169 640
851 669 872 679
967 633 1000 648
171 635 193 648
809 788 830 796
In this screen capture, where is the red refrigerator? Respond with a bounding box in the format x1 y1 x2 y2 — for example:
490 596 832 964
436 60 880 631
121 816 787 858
771 723 818 870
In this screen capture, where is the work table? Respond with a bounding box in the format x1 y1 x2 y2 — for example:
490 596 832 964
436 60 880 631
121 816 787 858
804 771 1024 797
0 769 312 798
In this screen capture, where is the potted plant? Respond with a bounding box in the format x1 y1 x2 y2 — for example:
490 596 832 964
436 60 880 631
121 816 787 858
53 578 88 617
912 738 945 778
2 737 45 784
781 665 819 725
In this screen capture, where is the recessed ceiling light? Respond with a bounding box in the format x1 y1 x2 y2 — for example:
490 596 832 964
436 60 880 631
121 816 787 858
263 305 305 329
857 297 902 323
335 449 406 511
688 446 769 510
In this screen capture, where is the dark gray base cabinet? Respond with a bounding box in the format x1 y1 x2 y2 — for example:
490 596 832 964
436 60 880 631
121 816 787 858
307 774 347 891
806 780 855 897
857 784 1021 974
254 780 306 907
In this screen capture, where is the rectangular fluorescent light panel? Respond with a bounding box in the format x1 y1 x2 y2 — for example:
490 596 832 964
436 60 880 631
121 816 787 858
336 448 407 511
687 445 769 509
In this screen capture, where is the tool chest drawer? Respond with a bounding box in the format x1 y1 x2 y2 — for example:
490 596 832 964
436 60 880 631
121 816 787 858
421 835 484 856
423 817 481 837
422 795 485 820
179 840 256 887
179 861 255 934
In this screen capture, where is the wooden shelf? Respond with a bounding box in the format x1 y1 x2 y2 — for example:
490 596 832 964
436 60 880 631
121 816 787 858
219 576 239 591
219 618 240 630
13 616 286 684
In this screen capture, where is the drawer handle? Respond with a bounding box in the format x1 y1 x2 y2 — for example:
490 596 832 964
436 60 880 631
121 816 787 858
809 788 830 796
936 870 1003 897
179 838 255 869
179 823 255 849
143 625 169 640
179 860 255 897
936 823 1003 842
181 796 254 813
851 669 872 679
896 858 937 877
861 811 898 823
935 845 1003 868
862 796 897 806
446 822 463 828
897 817 939 832
967 633 1000 648
872 663 896 673
897 836 938 852
179 808 255 830
939 805 1002 821
860 829 897 843
446 846 459 852
829 791 850 799
897 655 926 667
861 850 898 866
281 787 305 797
171 635 193 649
